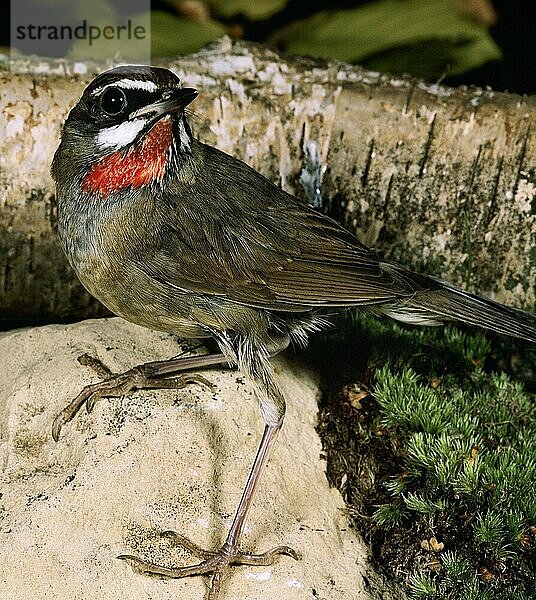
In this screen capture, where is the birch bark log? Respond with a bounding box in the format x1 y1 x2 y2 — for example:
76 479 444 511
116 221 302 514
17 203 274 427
0 38 533 323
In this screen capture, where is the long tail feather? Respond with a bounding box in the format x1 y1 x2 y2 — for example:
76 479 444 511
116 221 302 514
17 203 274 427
377 263 536 343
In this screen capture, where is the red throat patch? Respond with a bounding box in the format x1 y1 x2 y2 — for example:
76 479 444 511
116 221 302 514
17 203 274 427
82 117 174 198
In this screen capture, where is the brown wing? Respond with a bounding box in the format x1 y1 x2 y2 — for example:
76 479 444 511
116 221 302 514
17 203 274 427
138 141 416 312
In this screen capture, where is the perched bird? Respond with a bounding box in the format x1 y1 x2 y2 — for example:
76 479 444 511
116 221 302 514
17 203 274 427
51 65 536 599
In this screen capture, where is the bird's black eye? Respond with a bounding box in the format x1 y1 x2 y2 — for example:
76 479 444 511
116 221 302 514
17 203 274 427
100 86 127 116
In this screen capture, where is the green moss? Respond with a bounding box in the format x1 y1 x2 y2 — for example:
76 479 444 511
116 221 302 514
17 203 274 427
313 312 536 599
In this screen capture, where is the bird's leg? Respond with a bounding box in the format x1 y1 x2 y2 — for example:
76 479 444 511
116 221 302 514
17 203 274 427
118 423 298 599
118 336 298 598
52 351 227 441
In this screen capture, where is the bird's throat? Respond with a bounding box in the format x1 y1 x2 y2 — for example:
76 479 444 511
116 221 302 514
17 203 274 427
82 117 174 198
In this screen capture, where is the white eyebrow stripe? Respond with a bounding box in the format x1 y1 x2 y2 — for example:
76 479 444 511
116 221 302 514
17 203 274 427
94 78 159 94
96 119 146 150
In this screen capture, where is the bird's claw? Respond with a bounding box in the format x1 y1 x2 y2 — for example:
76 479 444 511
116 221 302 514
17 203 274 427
52 355 213 441
118 530 299 599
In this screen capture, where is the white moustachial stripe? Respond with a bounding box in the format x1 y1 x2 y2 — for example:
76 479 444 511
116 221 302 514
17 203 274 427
96 119 147 150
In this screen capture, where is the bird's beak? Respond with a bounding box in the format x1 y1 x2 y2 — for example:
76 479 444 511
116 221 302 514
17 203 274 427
129 87 198 120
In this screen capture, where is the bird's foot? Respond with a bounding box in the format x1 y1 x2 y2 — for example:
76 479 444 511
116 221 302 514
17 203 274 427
119 530 299 600
52 353 213 441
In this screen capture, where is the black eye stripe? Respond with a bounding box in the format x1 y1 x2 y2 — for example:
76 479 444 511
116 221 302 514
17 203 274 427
70 67 184 128
89 88 164 122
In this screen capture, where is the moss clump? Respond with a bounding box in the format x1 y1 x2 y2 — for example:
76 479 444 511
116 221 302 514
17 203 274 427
313 313 536 599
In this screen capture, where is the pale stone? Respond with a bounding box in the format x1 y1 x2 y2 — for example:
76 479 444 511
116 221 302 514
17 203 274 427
0 318 396 599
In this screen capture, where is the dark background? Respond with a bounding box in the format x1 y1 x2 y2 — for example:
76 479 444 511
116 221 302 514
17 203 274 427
3 0 535 94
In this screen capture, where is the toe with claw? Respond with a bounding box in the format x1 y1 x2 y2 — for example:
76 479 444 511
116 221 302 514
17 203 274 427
118 530 299 599
52 354 214 441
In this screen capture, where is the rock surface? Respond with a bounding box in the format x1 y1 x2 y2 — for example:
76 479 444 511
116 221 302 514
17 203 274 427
0 318 396 600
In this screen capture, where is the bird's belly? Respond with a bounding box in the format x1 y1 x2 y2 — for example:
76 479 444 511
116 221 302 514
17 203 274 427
76 259 207 339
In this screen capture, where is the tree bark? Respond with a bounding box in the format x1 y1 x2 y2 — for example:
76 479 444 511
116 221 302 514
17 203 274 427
1 38 534 324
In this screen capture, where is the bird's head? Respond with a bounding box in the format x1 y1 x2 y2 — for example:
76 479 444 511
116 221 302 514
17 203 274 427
52 65 198 199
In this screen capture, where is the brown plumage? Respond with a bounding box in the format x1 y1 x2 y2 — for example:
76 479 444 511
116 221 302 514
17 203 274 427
51 65 535 600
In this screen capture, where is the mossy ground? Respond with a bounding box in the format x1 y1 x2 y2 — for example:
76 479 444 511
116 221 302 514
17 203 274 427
306 312 535 600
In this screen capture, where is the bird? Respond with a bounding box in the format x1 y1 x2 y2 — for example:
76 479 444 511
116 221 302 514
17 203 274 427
51 65 536 599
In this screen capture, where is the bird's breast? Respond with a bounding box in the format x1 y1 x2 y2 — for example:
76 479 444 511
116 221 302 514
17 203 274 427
81 117 174 199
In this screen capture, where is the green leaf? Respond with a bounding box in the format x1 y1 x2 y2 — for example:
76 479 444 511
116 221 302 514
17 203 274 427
372 502 407 526
68 11 225 60
209 0 286 20
271 0 500 79
408 570 438 597
150 11 226 58
403 491 447 514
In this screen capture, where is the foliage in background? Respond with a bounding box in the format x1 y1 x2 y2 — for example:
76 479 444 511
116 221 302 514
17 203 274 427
9 0 502 84
207 0 287 20
269 0 500 79
164 0 501 81
313 314 535 599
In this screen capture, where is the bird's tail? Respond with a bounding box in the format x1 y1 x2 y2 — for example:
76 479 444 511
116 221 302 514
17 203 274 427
373 262 536 343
